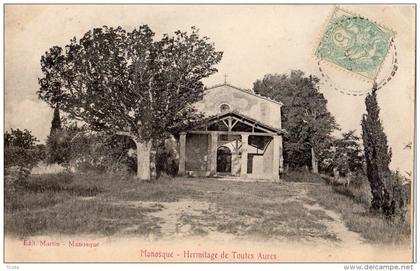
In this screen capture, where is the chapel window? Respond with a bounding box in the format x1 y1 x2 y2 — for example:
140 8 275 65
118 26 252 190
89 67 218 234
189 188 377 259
220 103 231 113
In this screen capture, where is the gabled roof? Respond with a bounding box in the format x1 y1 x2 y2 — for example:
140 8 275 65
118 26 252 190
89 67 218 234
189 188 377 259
205 83 283 106
199 111 286 135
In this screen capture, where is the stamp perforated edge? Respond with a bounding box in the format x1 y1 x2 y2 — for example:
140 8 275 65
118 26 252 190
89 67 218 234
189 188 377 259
314 5 399 95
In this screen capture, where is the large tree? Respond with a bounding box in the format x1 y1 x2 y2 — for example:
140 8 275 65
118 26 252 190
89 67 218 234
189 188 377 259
321 130 364 175
38 25 223 180
361 84 394 215
253 70 338 172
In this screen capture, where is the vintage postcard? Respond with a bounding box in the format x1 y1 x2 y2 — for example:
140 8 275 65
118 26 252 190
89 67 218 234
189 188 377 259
3 4 416 264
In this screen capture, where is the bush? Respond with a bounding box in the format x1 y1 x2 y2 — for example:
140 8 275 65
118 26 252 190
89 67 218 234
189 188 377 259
333 182 372 207
5 128 45 169
45 129 71 164
155 138 179 177
282 168 325 183
5 146 44 169
69 132 137 174
385 171 411 221
5 166 31 211
327 170 410 221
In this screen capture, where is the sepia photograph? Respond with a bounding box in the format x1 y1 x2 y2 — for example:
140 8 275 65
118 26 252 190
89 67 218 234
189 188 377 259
3 3 416 265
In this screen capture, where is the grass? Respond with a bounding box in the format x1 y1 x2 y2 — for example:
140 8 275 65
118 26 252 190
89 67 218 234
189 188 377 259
179 193 336 241
5 170 411 245
5 172 334 241
307 184 411 244
6 172 104 212
283 170 411 244
5 172 162 237
332 183 372 207
282 168 325 183
6 199 161 237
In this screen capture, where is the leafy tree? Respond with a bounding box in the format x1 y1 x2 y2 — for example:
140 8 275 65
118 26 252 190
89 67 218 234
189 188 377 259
38 25 223 180
361 85 395 216
5 128 38 149
253 70 338 172
4 128 44 168
322 130 364 175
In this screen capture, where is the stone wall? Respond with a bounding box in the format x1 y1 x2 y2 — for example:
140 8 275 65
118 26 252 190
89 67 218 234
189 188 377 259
249 139 274 179
195 84 282 129
185 134 209 173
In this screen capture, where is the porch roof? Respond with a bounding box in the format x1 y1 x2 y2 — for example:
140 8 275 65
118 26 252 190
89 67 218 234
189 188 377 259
191 111 286 135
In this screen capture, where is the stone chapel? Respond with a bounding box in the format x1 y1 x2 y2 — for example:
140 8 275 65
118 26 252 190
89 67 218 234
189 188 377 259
178 83 285 181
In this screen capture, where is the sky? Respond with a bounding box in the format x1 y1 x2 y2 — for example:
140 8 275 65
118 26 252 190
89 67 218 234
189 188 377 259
4 4 415 174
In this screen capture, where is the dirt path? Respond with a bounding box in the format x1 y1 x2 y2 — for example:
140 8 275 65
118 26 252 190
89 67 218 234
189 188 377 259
287 183 369 247
300 195 367 247
111 183 369 250
100 181 372 250
111 199 238 241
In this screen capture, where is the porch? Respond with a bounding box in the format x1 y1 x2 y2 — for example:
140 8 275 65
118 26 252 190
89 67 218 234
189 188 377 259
178 112 285 181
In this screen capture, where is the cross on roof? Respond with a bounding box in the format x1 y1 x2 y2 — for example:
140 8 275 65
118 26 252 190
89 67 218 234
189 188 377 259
224 74 228 84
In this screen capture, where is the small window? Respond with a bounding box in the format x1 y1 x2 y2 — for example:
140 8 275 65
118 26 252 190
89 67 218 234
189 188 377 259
220 103 231 113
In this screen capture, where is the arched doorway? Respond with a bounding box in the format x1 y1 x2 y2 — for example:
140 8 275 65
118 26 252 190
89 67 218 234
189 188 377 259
217 146 232 173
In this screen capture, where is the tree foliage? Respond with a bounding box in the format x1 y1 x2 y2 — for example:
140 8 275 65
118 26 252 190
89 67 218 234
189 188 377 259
44 116 137 173
5 128 44 168
45 106 67 164
322 130 364 175
38 25 223 142
5 128 38 149
253 70 338 169
45 130 71 165
50 106 62 134
68 130 137 174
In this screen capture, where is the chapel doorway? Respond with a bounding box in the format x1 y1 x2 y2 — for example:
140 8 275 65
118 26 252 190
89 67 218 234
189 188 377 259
217 146 232 173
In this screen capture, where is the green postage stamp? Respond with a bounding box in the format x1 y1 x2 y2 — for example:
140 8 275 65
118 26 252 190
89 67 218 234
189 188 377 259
317 7 395 80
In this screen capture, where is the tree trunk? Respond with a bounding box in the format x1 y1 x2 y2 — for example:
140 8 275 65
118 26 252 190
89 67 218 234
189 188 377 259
333 167 340 179
150 148 157 180
311 147 319 174
136 140 152 181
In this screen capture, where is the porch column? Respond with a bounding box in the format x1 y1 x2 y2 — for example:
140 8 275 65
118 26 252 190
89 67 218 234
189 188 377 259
209 132 218 176
240 134 249 178
178 132 186 175
272 135 280 181
279 135 284 173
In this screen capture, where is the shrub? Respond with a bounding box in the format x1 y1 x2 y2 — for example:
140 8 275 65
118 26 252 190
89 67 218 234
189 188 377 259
329 170 410 223
333 182 372 208
69 132 137 174
5 128 45 169
5 146 44 169
155 137 179 177
5 166 31 211
45 129 71 164
385 171 411 221
282 168 325 183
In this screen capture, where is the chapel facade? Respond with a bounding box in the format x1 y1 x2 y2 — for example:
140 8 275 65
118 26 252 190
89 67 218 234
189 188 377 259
178 83 285 181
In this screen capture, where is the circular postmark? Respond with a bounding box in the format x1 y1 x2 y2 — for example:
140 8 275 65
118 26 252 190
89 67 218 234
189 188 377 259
316 7 397 95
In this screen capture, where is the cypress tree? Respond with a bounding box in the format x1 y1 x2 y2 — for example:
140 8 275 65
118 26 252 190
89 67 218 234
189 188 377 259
361 84 393 216
50 106 62 135
46 105 69 164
